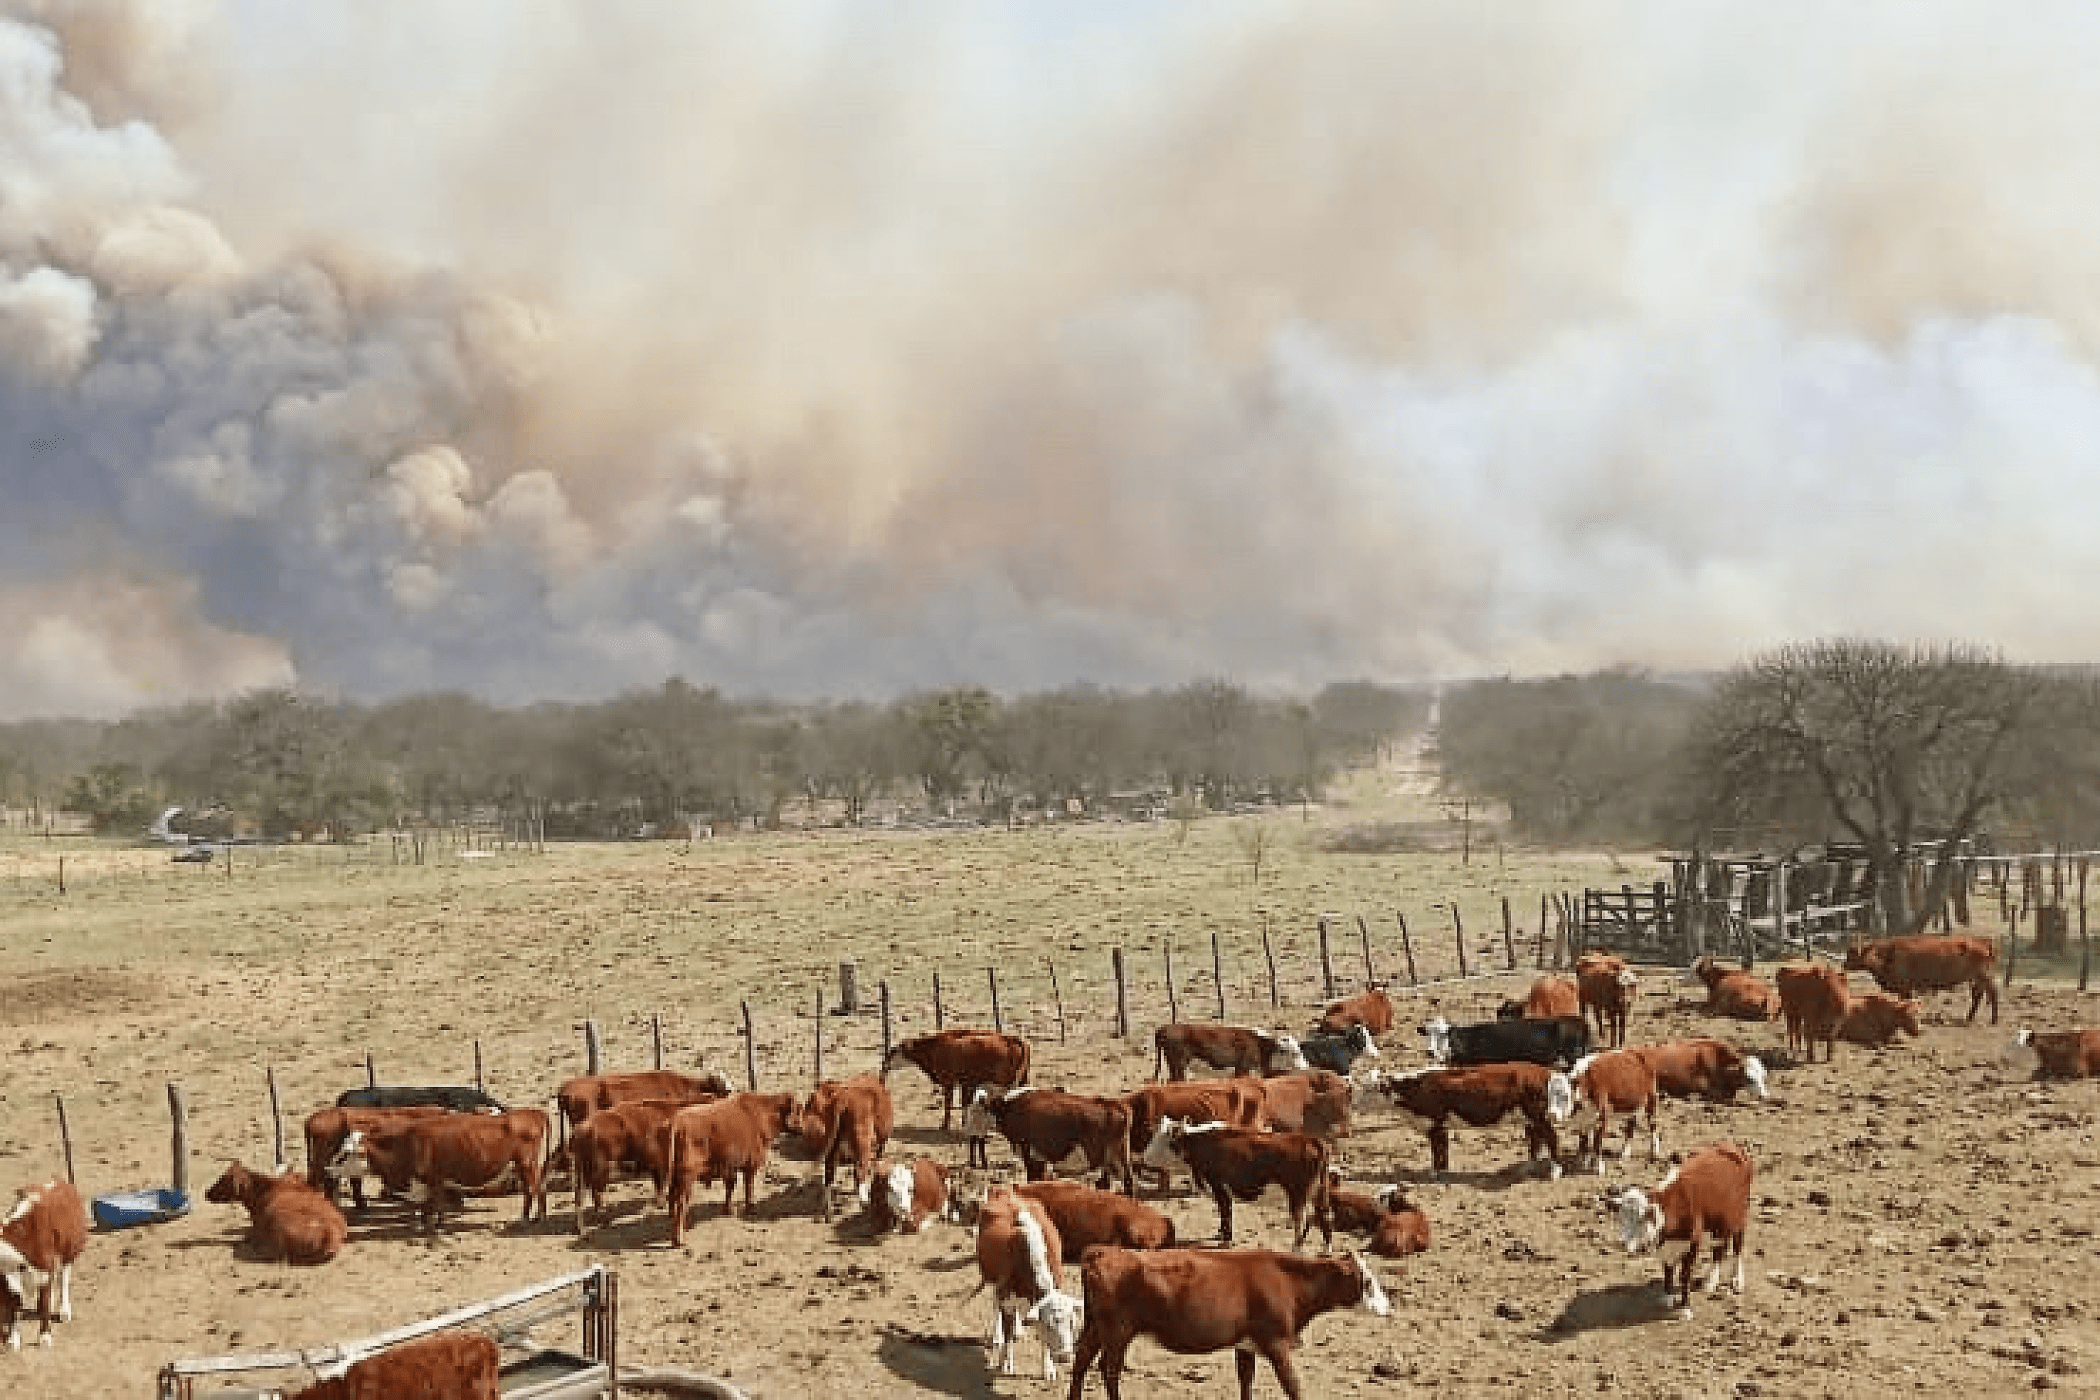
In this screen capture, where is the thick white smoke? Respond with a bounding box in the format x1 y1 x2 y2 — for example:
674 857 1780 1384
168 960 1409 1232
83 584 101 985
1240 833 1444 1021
3 0 2100 719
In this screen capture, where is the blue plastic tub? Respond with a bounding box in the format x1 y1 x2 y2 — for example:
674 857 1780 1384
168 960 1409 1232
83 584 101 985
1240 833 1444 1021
91 1187 191 1230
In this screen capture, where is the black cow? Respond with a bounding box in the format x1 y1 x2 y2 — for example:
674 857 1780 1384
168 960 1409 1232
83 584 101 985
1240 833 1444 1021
1296 1023 1380 1075
1420 1014 1589 1069
335 1086 507 1113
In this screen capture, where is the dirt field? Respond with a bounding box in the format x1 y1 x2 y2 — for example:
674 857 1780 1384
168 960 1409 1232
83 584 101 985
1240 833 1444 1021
1 785 2096 1398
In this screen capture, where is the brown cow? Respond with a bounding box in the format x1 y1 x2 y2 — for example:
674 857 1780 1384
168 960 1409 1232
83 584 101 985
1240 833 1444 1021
1578 954 1640 1048
663 1091 799 1243
205 1162 349 1265
1836 992 1922 1048
1557 1051 1661 1175
975 1087 1135 1195
1014 1179 1175 1257
567 1098 691 1235
287 1330 500 1400
884 1030 1031 1131
1499 976 1580 1020
975 1185 1084 1382
1844 935 1999 1024
553 1069 733 1130
1612 1142 1754 1320
799 1074 896 1221
2011 1027 2100 1079
303 1105 448 1208
863 1158 951 1234
1254 1069 1353 1142
1353 1064 1569 1179
1316 988 1395 1036
1689 957 1781 1020
1775 962 1850 1063
1140 1120 1332 1249
1067 1246 1388 1400
1632 1039 1769 1102
1151 1023 1308 1081
1121 1080 1266 1192
328 1109 549 1232
1368 1191 1431 1259
1323 1173 1424 1248
0 1179 86 1351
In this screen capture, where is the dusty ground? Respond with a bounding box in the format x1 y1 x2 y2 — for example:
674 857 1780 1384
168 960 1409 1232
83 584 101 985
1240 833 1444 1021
1 778 2096 1398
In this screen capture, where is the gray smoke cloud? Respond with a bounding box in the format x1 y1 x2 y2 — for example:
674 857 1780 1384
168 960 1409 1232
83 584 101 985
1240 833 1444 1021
3 0 2100 719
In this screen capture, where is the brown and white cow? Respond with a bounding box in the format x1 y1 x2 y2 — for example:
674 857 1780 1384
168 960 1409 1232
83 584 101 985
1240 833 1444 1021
1499 976 1581 1021
1836 992 1922 1048
1689 957 1781 1021
328 1109 549 1232
663 1091 800 1244
566 1098 691 1236
1121 1080 1266 1193
974 1087 1135 1195
0 1180 85 1351
1011 1180 1175 1258
798 1074 896 1221
553 1069 732 1131
303 1105 448 1208
1067 1245 1388 1400
1316 988 1395 1036
974 1185 1084 1382
287 1330 500 1400
2009 1027 2100 1079
1353 1064 1571 1179
884 1030 1031 1131
1254 1069 1353 1143
1555 1051 1661 1175
1140 1120 1332 1249
1612 1142 1754 1320
1632 1039 1768 1103
1151 1023 1308 1081
1775 962 1850 1063
1844 935 1999 1024
205 1162 349 1265
1577 953 1641 1048
862 1158 951 1234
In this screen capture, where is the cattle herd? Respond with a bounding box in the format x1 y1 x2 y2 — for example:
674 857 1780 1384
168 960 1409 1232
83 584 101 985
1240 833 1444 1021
1 932 2096 1396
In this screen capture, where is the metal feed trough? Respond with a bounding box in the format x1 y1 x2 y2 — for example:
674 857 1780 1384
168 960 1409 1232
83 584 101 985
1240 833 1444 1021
155 1265 617 1399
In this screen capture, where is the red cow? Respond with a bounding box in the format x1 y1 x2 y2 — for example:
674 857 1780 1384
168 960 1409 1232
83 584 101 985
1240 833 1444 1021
287 1330 500 1400
329 1109 549 1232
0 1179 86 1351
1139 1120 1332 1249
975 1185 1083 1382
1632 1039 1768 1102
1151 1023 1308 1081
2011 1027 2100 1079
1499 977 1580 1020
303 1105 447 1208
205 1162 349 1265
1689 957 1781 1020
1557 1051 1661 1175
1844 935 1999 1024
1612 1142 1754 1320
1368 1189 1431 1259
798 1074 896 1221
1353 1064 1569 1178
1316 988 1395 1036
567 1098 691 1236
883 1030 1031 1131
1013 1179 1175 1257
663 1091 800 1243
1578 954 1640 1048
1067 1246 1388 1400
1253 1069 1353 1142
1836 992 1922 1048
553 1069 732 1130
1324 1173 1388 1233
1122 1080 1266 1192
974 1088 1135 1195
1775 962 1850 1063
863 1158 950 1234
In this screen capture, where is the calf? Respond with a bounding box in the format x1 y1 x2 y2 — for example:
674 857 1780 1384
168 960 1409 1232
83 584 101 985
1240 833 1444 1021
1612 1142 1755 1320
663 1091 799 1243
1013 1180 1175 1257
1577 954 1640 1048
1316 987 1395 1036
1296 1023 1379 1076
1354 1063 1570 1179
1140 1119 1331 1249
1775 962 1850 1063
0 1180 85 1351
1556 1051 1661 1175
554 1069 730 1130
975 1087 1135 1195
205 1162 349 1265
1844 935 1999 1024
567 1098 690 1235
334 1085 505 1114
1421 1013 1589 1069
1254 1069 1353 1143
1067 1245 1388 1400
799 1074 896 1222
862 1157 951 1234
303 1105 447 1209
1689 957 1781 1021
1323 1173 1409 1235
1368 1191 1431 1259
884 1030 1031 1131
2010 1027 2100 1079
973 1185 1084 1382
1498 976 1580 1020
287 1330 500 1400
1152 1022 1307 1080
1836 992 1922 1048
329 1108 549 1232
1121 1080 1265 1192
1632 1039 1768 1103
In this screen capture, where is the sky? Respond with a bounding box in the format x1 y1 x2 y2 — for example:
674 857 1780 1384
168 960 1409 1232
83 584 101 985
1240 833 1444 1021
3 1 2100 720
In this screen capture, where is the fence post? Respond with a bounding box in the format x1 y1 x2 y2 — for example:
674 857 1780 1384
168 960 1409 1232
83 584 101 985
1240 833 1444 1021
1452 905 1468 979
1500 896 1516 970
1260 914 1280 1008
365 1052 377 1089
880 980 893 1066
652 1014 664 1071
1163 946 1179 1025
741 1000 758 1091
1395 912 1418 985
167 1083 189 1200
1048 960 1068 1043
53 1093 74 1185
1211 930 1228 1020
1356 916 1376 988
583 1019 602 1076
1317 917 1337 1001
814 987 825 1084
474 1039 485 1093
933 972 946 1031
266 1066 284 1172
1537 894 1549 968
2005 906 2020 989
988 967 1004 1034
839 961 861 1015
1112 947 1130 1037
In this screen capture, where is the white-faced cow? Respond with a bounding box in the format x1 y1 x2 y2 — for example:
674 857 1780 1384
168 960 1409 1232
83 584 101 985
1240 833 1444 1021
0 1180 86 1351
1612 1142 1755 1320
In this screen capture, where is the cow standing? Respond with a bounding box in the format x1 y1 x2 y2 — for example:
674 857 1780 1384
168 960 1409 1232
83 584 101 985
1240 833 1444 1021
554 1069 730 1131
1612 1142 1755 1320
1122 1081 1265 1193
1845 936 1999 1024
799 1074 896 1222
1140 1119 1332 1249
974 1185 1083 1382
1316 988 1395 1036
304 1105 447 1209
567 1099 691 1236
1013 1179 1175 1257
0 1179 86 1351
1253 1069 1353 1142
1152 1023 1308 1080
663 1091 800 1243
1295 1023 1379 1076
1421 1014 1589 1069
328 1109 549 1232
974 1087 1135 1195
1556 1051 1661 1175
1577 953 1640 1048
1354 1064 1570 1179
884 1030 1031 1131
1775 962 1850 1063
205 1162 349 1265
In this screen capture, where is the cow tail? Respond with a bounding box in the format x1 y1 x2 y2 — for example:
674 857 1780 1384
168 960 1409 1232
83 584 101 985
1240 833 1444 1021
1312 1140 1333 1239
1017 1037 1033 1088
665 1119 685 1235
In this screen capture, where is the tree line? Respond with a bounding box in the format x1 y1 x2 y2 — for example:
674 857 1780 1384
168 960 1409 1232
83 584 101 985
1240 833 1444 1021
0 679 1428 842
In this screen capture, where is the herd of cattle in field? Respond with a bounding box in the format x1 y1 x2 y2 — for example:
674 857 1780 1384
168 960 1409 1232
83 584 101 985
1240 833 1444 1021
3 932 2099 1396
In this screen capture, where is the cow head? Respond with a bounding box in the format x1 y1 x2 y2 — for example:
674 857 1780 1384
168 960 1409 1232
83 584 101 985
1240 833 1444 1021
2005 1028 2040 1072
1419 1016 1452 1063
1617 966 1640 994
1348 1251 1392 1317
1683 957 1715 988
1546 1070 1575 1125
1024 1287 1083 1370
1894 999 1923 1039
1611 1185 1665 1254
204 1163 255 1206
1346 1024 1379 1060
882 1162 916 1229
1841 944 1874 973
327 1131 371 1181
1268 1033 1310 1073
1740 1055 1769 1100
1495 999 1524 1021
